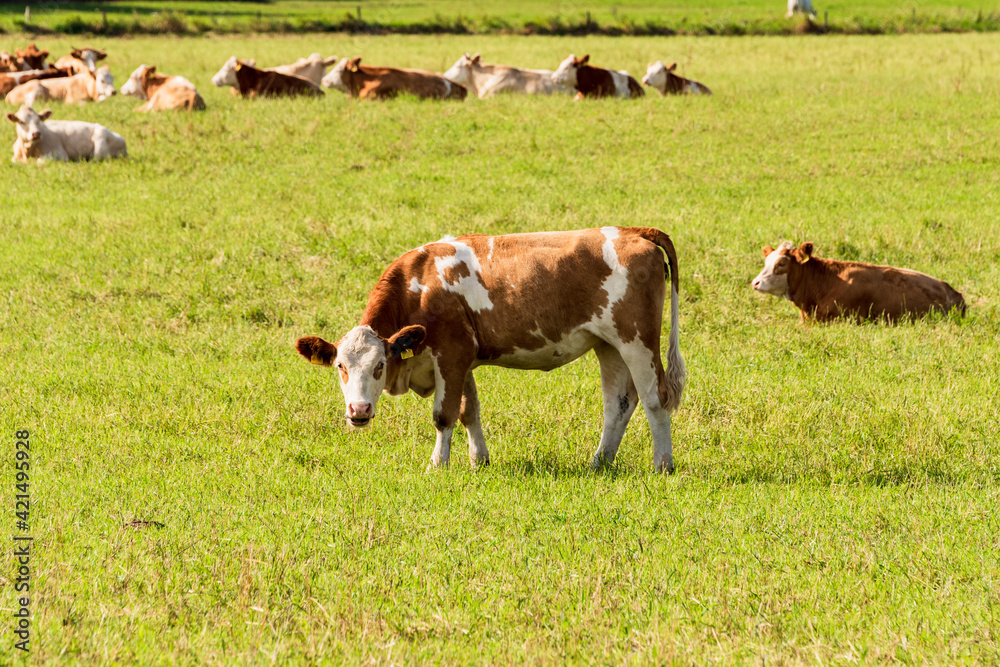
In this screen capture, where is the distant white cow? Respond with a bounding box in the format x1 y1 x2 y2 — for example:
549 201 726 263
6 104 127 163
787 0 816 18
443 53 568 98
211 53 337 90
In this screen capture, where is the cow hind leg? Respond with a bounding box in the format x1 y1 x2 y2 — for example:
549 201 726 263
592 343 638 468
459 372 490 468
619 344 676 473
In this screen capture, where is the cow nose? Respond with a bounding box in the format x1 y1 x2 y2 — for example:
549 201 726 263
752 278 761 290
641 76 648 84
348 402 372 419
29 132 39 140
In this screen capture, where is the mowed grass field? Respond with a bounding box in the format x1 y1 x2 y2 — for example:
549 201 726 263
2 33 999 664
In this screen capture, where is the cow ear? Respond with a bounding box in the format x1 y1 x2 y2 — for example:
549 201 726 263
349 56 361 72
579 54 590 65
388 325 427 360
71 48 82 59
471 53 481 62
296 336 337 367
6 113 17 124
145 66 156 78
38 109 53 120
667 62 677 72
95 49 107 60
762 245 775 257
794 242 814 264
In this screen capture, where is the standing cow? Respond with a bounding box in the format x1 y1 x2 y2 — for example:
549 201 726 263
296 227 685 473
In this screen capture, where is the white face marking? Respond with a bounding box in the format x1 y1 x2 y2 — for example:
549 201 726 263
211 56 239 87
321 58 349 92
94 67 116 101
409 277 429 294
600 227 629 305
752 243 795 298
551 55 578 87
120 65 147 99
434 240 494 312
335 326 389 424
443 56 471 85
643 61 666 91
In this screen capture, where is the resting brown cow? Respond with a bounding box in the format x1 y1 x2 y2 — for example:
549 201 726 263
0 67 72 97
231 60 323 98
752 241 966 322
551 54 644 99
322 57 467 100
296 227 685 473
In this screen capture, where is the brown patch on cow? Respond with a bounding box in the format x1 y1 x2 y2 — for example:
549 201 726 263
15 44 48 71
441 262 471 285
568 55 644 99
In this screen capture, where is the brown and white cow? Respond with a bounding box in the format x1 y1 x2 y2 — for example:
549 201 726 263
119 65 206 111
443 53 568 98
752 241 966 322
5 66 116 105
295 227 685 473
322 57 468 101
15 44 49 71
642 61 712 96
551 54 644 99
225 60 323 98
0 52 19 73
211 54 338 90
0 67 72 97
54 47 107 75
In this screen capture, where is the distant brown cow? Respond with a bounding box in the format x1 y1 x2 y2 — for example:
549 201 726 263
321 57 467 100
752 241 966 322
295 227 685 473
551 54 644 99
54 46 107 75
0 67 72 97
15 44 49 71
642 61 712 96
231 60 323 98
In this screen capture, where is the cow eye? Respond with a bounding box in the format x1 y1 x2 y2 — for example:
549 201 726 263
376 362 384 371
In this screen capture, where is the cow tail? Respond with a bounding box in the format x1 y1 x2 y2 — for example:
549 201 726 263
635 228 685 412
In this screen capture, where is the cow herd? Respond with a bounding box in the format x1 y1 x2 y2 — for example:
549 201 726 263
4 41 970 472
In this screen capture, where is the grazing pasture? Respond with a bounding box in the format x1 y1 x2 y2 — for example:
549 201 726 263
2 32 999 664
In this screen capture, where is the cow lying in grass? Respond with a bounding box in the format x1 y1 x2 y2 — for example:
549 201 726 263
6 67 116 105
0 67 72 97
322 57 467 100
15 44 50 71
443 53 567 98
752 241 966 322
7 104 127 163
642 61 712 96
296 227 685 473
551 54 644 99
54 46 107 75
211 54 336 94
212 59 323 98
120 65 206 111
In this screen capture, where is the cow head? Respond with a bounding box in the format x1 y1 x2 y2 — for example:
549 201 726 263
0 51 18 73
16 44 49 71
552 54 588 87
443 53 480 86
120 64 152 99
642 61 676 91
92 66 116 101
212 56 243 87
752 242 814 297
70 46 106 74
296 324 427 427
321 57 360 93
6 105 52 148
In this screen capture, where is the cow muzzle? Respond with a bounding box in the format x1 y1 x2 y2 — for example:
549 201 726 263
346 402 373 428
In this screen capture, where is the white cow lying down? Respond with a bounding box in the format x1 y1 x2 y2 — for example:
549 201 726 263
7 105 127 163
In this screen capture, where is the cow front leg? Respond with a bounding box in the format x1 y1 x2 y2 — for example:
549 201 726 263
620 344 676 474
460 372 489 468
592 343 639 468
427 354 471 471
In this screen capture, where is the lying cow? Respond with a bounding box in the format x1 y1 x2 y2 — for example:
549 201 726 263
322 57 467 100
7 104 127 163
224 60 323 98
5 66 116 105
642 61 712 96
752 241 966 322
120 64 205 111
211 53 336 92
0 51 18 73
551 54 644 99
295 227 685 473
15 44 49 71
54 46 107 75
443 53 567 98
0 67 72 97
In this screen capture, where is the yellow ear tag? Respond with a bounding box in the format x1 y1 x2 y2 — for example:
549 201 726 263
800 255 810 264
310 354 324 365
400 349 414 360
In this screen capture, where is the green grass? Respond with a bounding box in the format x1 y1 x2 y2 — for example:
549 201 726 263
3 0 1000 35
2 32 1000 664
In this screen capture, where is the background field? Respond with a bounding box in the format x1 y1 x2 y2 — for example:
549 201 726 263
2 31 999 664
